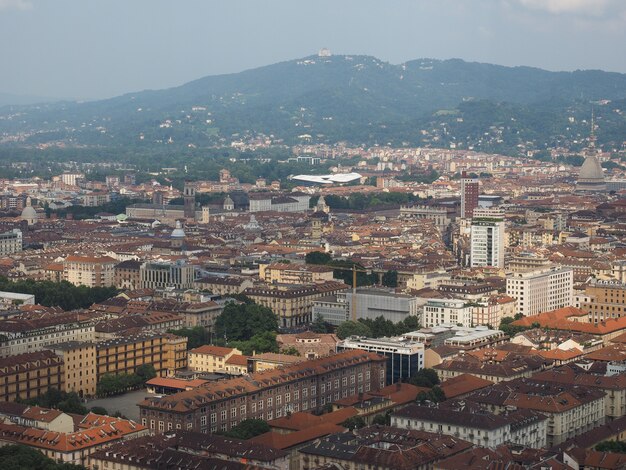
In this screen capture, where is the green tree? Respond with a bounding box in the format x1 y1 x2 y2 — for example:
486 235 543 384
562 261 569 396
311 313 330 333
341 416 366 430
22 389 87 415
229 331 279 356
336 320 372 339
381 270 398 288
280 346 301 356
596 441 626 453
372 413 391 426
215 302 278 342
167 326 211 349
408 368 440 388
0 444 86 470
135 364 157 382
220 419 270 439
305 251 332 265
416 386 446 403
89 406 108 415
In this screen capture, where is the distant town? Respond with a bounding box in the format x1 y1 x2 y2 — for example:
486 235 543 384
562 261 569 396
1 121 626 470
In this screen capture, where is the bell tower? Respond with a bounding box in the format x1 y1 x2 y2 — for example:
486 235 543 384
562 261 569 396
183 181 196 219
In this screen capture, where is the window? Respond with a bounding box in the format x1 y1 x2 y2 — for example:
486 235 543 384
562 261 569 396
211 413 217 423
200 416 207 426
221 410 227 420
267 397 273 408
150 420 155 429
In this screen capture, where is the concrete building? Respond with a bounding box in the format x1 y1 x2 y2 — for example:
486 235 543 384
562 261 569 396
51 341 97 398
0 228 22 256
337 336 425 384
582 279 626 323
341 288 422 324
188 345 244 374
139 260 195 290
470 211 505 268
423 298 474 328
0 350 64 402
249 192 310 213
0 291 35 309
399 204 456 231
259 263 335 285
63 255 117 287
244 281 348 328
114 259 142 290
0 312 97 358
506 266 573 317
461 173 479 219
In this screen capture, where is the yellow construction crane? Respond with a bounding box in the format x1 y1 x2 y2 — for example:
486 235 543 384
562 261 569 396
351 265 369 322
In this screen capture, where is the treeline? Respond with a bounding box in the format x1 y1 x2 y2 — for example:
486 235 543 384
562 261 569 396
50 197 146 220
0 276 118 310
323 192 423 211
96 364 156 398
335 315 420 340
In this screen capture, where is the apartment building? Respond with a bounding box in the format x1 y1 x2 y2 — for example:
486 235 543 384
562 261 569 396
63 255 116 287
533 364 626 421
0 228 22 256
194 275 254 296
114 259 142 290
188 345 244 373
50 341 97 398
423 298 474 328
506 266 573 317
138 350 386 434
468 379 605 447
0 312 97 358
81 191 111 207
244 281 349 327
259 263 335 284
392 401 547 449
0 350 63 402
582 279 626 323
96 333 187 379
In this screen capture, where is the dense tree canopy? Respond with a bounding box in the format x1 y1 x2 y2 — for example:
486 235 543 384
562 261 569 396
0 276 117 311
215 302 278 342
336 320 372 339
407 368 440 388
167 326 211 350
21 389 88 415
0 445 86 470
219 419 270 439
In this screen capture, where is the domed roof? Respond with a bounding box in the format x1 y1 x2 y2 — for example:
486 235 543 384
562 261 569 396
171 220 186 238
578 155 605 182
20 197 38 224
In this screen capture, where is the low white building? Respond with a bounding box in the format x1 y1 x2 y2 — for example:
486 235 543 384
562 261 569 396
0 291 35 309
422 298 473 328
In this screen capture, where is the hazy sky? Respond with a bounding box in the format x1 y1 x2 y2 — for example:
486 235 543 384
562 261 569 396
1 0 626 100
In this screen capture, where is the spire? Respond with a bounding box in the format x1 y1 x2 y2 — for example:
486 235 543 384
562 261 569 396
589 108 596 148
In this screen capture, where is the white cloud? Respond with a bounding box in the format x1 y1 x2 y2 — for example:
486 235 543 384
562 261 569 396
516 0 613 16
0 0 33 11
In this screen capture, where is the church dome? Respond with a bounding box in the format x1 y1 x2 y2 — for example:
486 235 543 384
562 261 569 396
171 220 186 238
20 197 38 225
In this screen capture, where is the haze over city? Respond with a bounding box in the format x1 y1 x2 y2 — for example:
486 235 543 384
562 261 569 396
1 0 626 100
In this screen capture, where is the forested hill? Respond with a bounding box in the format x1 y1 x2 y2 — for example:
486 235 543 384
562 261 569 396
2 55 626 154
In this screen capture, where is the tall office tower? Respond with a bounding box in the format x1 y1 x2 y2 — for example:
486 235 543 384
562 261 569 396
183 181 196 219
461 172 479 219
470 209 505 268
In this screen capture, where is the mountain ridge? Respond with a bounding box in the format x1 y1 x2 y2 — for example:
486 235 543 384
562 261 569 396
1 54 626 154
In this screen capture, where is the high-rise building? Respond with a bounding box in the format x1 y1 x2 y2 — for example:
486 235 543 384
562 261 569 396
460 172 479 219
139 260 195 290
470 210 505 268
506 266 573 317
